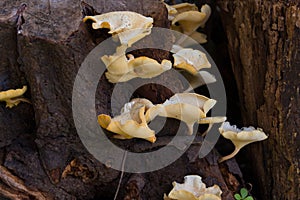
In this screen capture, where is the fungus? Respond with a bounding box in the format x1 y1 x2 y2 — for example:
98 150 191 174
152 93 217 135
102 53 172 83
164 175 222 200
181 71 216 92
98 98 157 143
166 3 198 21
173 48 211 75
199 4 211 28
0 86 30 108
172 11 206 35
83 11 153 46
168 4 211 44
218 122 268 163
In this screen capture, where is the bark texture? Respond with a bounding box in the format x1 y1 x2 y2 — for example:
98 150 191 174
0 0 243 199
217 0 300 199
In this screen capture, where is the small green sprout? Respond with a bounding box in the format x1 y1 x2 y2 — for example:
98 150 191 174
234 188 254 200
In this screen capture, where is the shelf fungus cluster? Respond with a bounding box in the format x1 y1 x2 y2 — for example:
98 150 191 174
86 9 268 159
164 175 222 200
218 122 268 163
98 93 226 142
83 10 212 83
165 2 211 44
0 86 30 108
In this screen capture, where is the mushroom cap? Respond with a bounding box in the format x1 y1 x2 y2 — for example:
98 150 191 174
173 48 211 75
181 71 216 92
166 175 222 200
199 4 211 28
198 116 227 124
0 86 30 108
166 3 198 21
165 93 216 114
104 55 172 83
171 3 198 13
171 11 206 35
98 99 157 142
219 122 268 148
156 93 217 134
83 11 153 46
0 86 27 100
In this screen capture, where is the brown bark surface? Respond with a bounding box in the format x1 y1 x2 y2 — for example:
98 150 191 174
0 0 243 199
217 0 300 199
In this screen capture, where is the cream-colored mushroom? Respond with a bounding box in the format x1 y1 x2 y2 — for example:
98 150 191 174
103 53 172 83
169 4 211 44
172 11 206 35
171 3 198 13
153 93 217 134
164 175 222 200
181 71 216 92
199 4 211 28
198 116 227 136
173 48 211 75
98 98 156 143
218 122 268 163
83 11 153 46
166 3 198 21
0 86 30 108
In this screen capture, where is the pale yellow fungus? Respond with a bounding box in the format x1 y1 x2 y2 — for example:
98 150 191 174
218 122 268 163
164 175 222 200
0 86 30 108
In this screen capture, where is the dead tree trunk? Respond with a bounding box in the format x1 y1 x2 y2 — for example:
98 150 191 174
0 0 243 199
217 0 300 199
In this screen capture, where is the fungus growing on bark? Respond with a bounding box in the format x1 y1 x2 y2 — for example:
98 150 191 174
0 86 30 108
150 93 217 135
164 175 222 200
218 122 268 163
102 53 172 83
98 98 157 143
168 4 211 44
83 11 153 46
173 48 211 75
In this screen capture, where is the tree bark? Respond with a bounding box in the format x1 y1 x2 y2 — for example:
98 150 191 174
0 0 243 199
217 0 300 199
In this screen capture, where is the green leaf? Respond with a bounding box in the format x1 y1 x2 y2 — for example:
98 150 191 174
240 188 248 198
234 194 242 200
244 196 254 200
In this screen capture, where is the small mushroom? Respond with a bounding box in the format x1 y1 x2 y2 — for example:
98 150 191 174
83 11 153 46
198 116 227 136
168 4 211 44
218 122 268 163
0 86 30 108
164 175 222 200
98 98 156 143
173 48 211 75
172 11 206 35
151 93 217 134
102 53 172 83
166 3 198 21
199 4 211 28
181 71 216 92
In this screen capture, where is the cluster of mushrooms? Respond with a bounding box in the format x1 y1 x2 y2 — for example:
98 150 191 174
83 2 268 166
0 2 269 200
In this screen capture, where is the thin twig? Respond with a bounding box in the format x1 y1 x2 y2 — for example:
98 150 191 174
113 151 127 200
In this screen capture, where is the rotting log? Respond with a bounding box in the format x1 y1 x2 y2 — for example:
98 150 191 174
0 0 244 199
217 0 300 199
